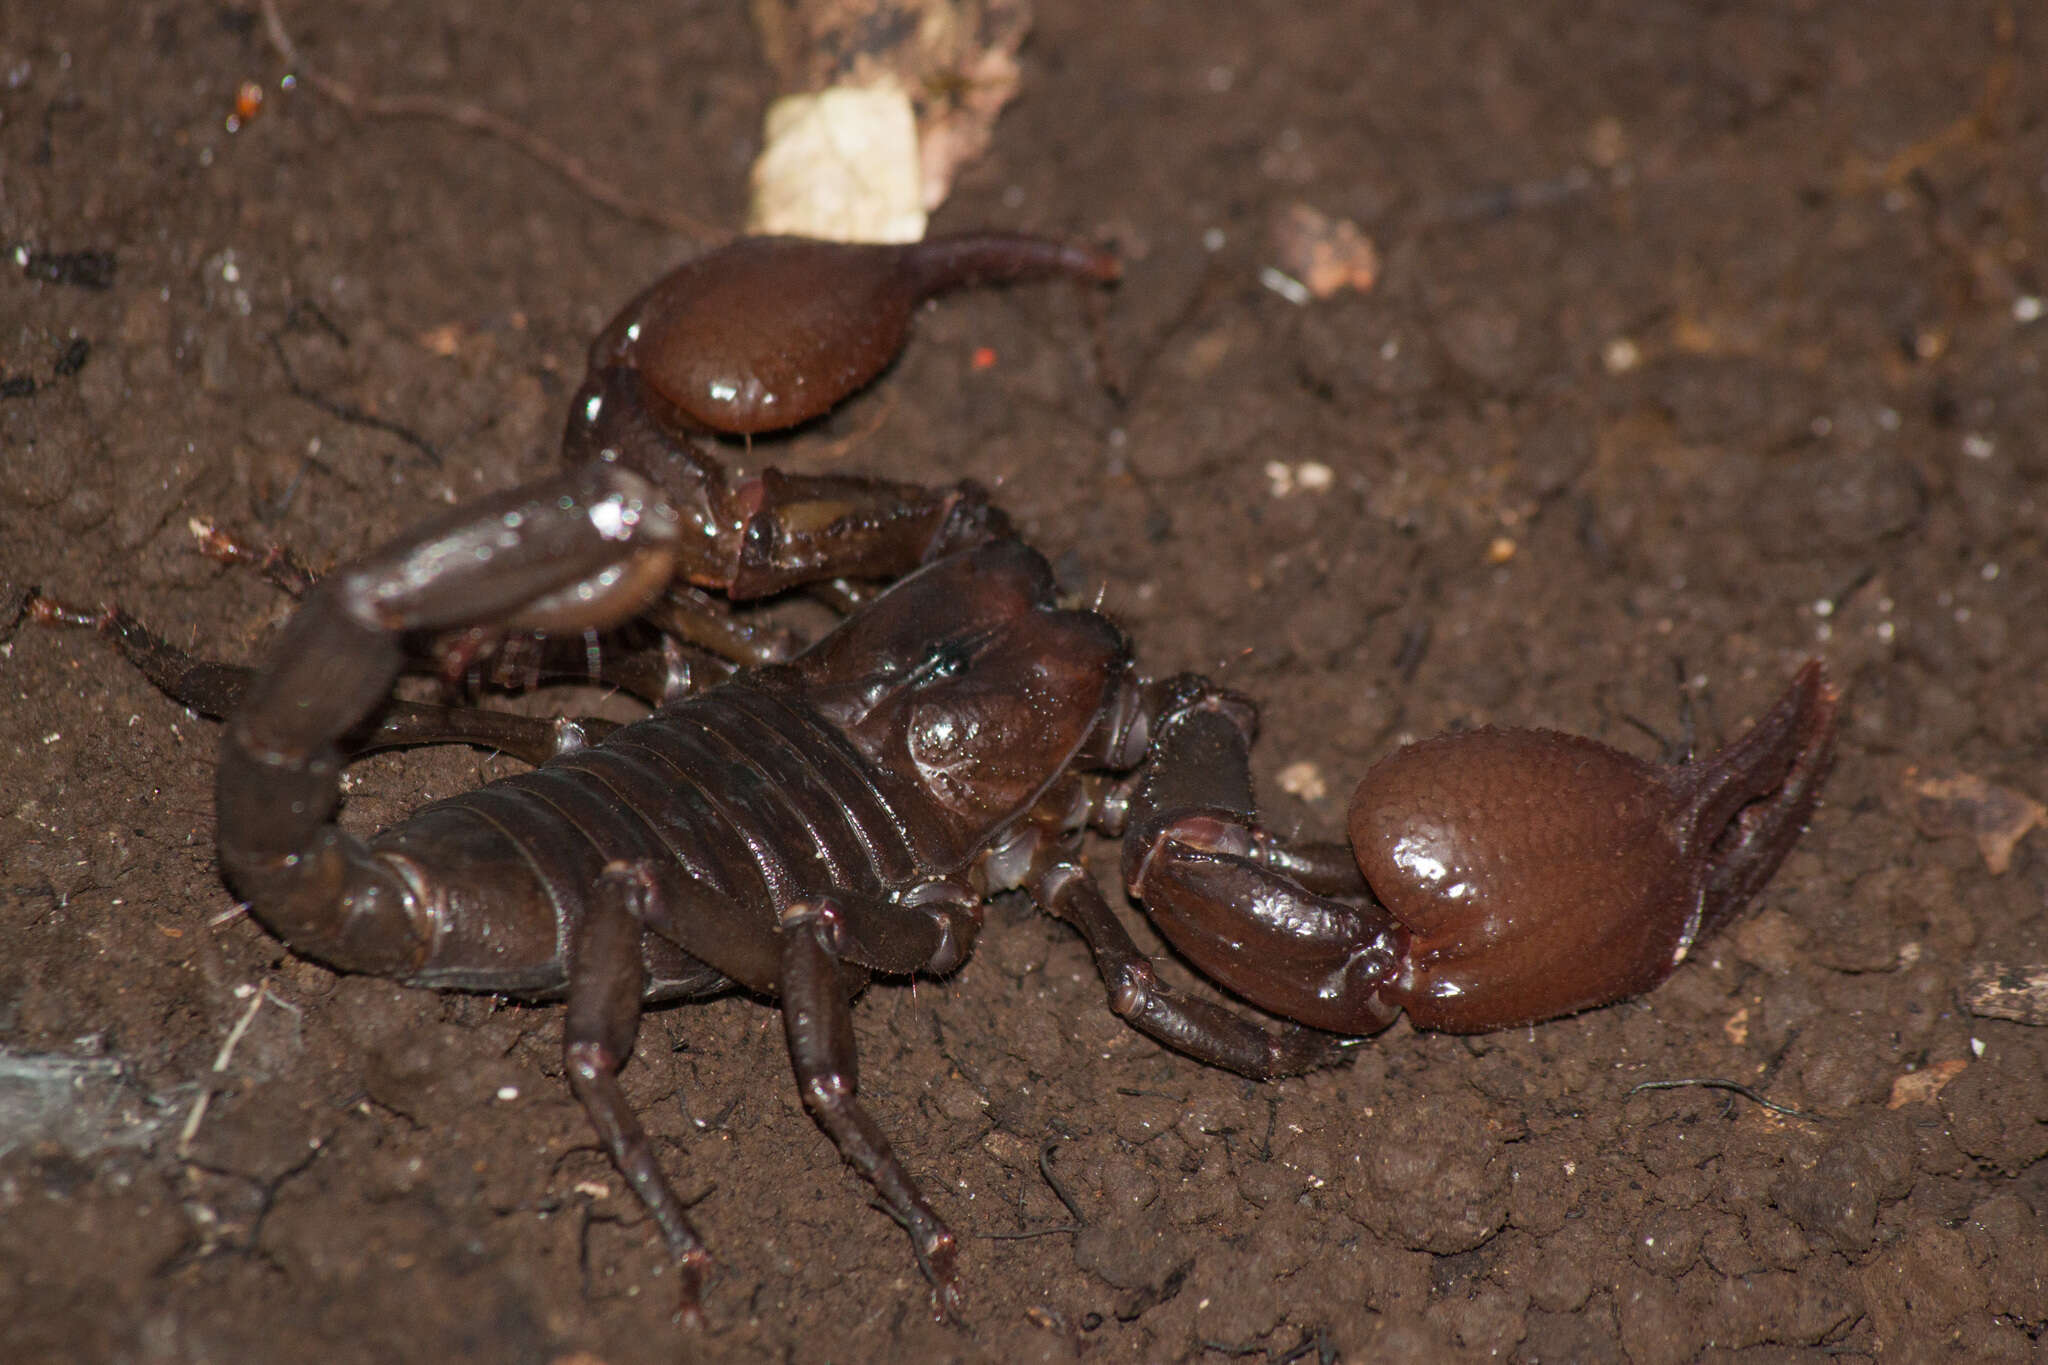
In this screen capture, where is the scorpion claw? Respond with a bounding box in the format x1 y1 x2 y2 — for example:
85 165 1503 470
1124 661 1839 1041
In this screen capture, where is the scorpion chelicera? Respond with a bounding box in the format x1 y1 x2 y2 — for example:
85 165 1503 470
26 232 1840 1322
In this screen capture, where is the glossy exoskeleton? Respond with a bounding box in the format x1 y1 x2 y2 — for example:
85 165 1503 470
24 233 1839 1324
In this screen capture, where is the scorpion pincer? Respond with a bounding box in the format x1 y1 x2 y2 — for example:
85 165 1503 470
28 232 1840 1323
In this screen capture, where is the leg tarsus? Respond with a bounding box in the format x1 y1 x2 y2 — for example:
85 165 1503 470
565 863 713 1327
189 517 319 597
778 898 961 1320
21 595 254 718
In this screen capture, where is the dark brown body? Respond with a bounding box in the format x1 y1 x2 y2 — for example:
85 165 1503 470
28 232 1841 1327
362 540 1127 1006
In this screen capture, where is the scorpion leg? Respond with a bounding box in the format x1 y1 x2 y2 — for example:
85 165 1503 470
21 597 250 719
431 620 723 704
565 863 713 1326
638 583 803 668
778 897 962 1320
187 518 320 597
24 598 624 765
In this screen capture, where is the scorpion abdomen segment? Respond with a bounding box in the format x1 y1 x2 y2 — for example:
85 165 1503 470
371 777 738 1000
611 699 896 906
709 686 931 881
370 797 610 996
366 681 972 1000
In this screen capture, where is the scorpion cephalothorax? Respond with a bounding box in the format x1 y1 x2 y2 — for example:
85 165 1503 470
23 232 1838 1324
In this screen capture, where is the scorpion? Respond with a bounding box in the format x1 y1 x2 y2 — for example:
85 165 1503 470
25 231 1839 1323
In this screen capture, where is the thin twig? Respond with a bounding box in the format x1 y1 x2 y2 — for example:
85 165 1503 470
175 985 271 1156
1627 1077 1826 1122
1038 1141 1086 1222
979 1141 1087 1242
265 327 443 468
980 1223 1079 1241
257 0 718 239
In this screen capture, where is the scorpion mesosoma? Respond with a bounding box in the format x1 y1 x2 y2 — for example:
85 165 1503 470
28 232 1840 1323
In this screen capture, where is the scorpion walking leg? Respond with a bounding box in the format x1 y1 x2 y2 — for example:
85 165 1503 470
23 599 251 719
433 620 724 704
639 583 802 668
778 898 962 1318
26 598 624 765
565 863 713 1325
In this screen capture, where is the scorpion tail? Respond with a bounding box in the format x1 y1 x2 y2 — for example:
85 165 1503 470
217 463 682 976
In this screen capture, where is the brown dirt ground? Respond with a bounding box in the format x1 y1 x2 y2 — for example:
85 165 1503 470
5 2 2048 1361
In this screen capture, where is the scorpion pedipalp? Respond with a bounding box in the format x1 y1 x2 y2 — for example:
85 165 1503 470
1123 661 1840 1036
560 231 1119 601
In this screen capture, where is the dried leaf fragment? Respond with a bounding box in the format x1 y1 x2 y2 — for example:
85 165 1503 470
1963 962 2048 1026
1887 1059 1969 1108
750 0 1033 235
748 86 928 242
1268 203 1380 300
1903 763 2045 875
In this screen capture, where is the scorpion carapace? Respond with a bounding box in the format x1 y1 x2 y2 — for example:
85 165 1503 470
21 232 1840 1325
